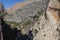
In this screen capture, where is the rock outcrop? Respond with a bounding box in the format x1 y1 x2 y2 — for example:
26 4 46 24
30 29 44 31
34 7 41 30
1 0 60 40
33 0 60 40
4 0 48 23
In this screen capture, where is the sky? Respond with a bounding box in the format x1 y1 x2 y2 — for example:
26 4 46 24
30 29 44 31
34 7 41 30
0 0 25 9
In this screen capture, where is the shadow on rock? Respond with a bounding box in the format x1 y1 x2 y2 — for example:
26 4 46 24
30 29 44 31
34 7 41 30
1 19 28 40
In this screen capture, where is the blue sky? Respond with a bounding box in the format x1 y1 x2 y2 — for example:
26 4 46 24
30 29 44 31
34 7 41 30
0 0 25 9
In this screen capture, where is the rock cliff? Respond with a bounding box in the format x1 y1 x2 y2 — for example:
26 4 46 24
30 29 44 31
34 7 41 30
1 0 60 40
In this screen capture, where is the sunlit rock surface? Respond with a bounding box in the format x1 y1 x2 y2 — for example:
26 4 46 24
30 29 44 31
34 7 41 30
2 0 60 40
4 0 48 23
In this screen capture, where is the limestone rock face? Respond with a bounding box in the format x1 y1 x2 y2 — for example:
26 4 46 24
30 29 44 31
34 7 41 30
48 0 60 9
3 0 60 40
4 0 49 23
33 15 59 40
7 0 41 14
33 0 60 40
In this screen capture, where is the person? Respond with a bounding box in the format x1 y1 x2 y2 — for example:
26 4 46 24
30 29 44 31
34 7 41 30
28 30 33 40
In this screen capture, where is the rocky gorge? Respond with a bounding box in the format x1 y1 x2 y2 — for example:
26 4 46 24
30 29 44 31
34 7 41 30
0 0 60 40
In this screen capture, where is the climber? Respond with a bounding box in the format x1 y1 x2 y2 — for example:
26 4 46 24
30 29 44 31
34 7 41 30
28 30 33 40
